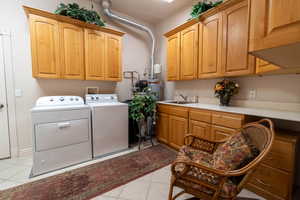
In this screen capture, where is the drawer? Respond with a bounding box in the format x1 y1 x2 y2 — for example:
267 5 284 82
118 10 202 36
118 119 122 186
263 151 294 172
157 104 171 114
190 109 211 123
35 119 90 151
168 106 189 118
249 164 291 199
212 112 244 129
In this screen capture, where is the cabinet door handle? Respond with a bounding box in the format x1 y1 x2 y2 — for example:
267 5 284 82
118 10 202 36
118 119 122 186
255 178 271 187
57 122 71 129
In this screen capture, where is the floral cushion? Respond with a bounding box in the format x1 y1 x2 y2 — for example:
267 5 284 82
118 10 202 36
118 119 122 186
174 146 238 198
213 132 253 171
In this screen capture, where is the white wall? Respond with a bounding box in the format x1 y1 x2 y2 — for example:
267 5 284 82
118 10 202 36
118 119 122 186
0 0 155 156
155 3 300 112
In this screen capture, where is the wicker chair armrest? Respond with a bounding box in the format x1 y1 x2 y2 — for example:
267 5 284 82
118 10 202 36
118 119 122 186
171 160 229 178
184 134 227 154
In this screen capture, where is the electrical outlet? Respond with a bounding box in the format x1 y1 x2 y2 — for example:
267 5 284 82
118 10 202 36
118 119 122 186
249 89 256 100
15 89 22 97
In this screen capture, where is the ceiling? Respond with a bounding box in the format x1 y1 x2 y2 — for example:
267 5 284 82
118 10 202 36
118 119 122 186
96 0 196 24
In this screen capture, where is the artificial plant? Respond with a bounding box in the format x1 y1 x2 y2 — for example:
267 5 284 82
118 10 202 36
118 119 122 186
214 79 239 106
55 3 105 27
129 88 156 123
190 0 223 19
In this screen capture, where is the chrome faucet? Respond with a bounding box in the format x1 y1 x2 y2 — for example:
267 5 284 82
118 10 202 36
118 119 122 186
179 94 188 102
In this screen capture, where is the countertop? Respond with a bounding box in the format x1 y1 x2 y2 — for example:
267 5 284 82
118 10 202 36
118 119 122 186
158 101 300 122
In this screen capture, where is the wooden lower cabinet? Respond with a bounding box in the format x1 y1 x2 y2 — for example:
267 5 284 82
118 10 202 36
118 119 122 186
211 125 237 140
246 131 298 200
169 115 188 149
189 120 211 140
156 113 169 144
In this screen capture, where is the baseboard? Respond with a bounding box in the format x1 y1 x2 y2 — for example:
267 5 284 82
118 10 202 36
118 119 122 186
19 147 32 157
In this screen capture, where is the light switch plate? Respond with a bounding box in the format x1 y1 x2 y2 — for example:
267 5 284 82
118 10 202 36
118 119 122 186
15 89 22 97
249 89 256 100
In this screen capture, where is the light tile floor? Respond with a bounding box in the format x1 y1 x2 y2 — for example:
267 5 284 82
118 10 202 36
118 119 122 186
0 144 265 200
92 165 265 200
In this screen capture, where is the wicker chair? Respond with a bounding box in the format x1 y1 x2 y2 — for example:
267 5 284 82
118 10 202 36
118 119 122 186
168 119 275 200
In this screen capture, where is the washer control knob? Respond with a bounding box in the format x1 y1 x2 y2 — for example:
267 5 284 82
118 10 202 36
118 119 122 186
59 97 65 101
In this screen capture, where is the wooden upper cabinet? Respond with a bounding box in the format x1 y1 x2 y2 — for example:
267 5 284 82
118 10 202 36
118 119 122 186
84 29 106 80
180 24 199 80
250 0 300 51
199 13 222 78
256 58 280 74
60 23 85 80
29 15 60 79
167 33 181 81
222 0 255 77
106 34 122 81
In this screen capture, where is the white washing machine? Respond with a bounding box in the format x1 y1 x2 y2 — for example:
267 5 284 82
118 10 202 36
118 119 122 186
85 94 128 158
31 96 92 176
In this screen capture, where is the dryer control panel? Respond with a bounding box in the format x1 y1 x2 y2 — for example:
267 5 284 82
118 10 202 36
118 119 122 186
85 94 118 104
35 96 84 107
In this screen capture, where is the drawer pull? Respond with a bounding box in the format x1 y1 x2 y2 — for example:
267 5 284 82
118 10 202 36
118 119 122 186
255 178 271 187
57 122 71 129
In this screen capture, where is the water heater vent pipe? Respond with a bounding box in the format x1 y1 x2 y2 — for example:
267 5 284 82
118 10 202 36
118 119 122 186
101 0 156 80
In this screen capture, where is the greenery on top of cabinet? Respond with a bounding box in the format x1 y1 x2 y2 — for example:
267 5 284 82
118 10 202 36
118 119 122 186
190 1 223 19
55 3 105 26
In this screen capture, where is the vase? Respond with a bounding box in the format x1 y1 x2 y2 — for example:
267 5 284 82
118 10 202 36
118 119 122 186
220 95 231 106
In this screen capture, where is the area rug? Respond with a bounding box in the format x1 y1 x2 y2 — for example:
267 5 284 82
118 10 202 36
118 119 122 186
0 144 176 200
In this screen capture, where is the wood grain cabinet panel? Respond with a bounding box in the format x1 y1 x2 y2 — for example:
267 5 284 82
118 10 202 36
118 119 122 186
167 33 181 81
84 29 106 80
222 0 255 77
250 0 300 51
198 13 222 78
169 115 188 150
180 24 199 80
29 14 60 79
60 23 85 80
211 125 237 140
106 34 122 81
156 113 169 144
190 120 211 140
256 58 280 74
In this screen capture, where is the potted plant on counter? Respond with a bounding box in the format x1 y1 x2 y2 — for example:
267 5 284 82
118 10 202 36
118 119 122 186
129 88 156 150
214 79 239 106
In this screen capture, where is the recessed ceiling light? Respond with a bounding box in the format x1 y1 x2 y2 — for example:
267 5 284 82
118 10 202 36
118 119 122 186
164 0 174 3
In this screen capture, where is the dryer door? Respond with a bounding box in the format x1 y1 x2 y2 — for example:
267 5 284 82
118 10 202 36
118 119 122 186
35 119 90 151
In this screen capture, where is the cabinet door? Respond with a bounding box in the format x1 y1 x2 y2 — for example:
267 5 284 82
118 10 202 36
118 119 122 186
222 0 255 77
199 14 222 78
167 33 181 81
189 120 211 140
180 24 199 80
106 34 122 81
169 115 188 150
60 23 85 80
256 58 280 74
29 14 60 79
84 29 106 80
211 125 236 140
250 0 300 51
156 113 169 144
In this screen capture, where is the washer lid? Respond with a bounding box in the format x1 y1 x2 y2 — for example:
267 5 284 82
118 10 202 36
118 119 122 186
31 104 90 112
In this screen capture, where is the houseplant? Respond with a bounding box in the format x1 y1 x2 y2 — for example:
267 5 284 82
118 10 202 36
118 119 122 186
129 88 156 142
214 79 239 106
190 0 223 19
55 3 105 26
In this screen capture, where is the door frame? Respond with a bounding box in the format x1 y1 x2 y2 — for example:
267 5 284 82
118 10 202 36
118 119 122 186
0 28 18 158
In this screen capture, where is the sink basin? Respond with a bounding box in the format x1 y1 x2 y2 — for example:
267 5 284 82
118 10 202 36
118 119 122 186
167 101 194 105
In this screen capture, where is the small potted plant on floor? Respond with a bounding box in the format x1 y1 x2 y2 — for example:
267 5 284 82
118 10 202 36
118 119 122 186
214 79 239 106
129 88 156 149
